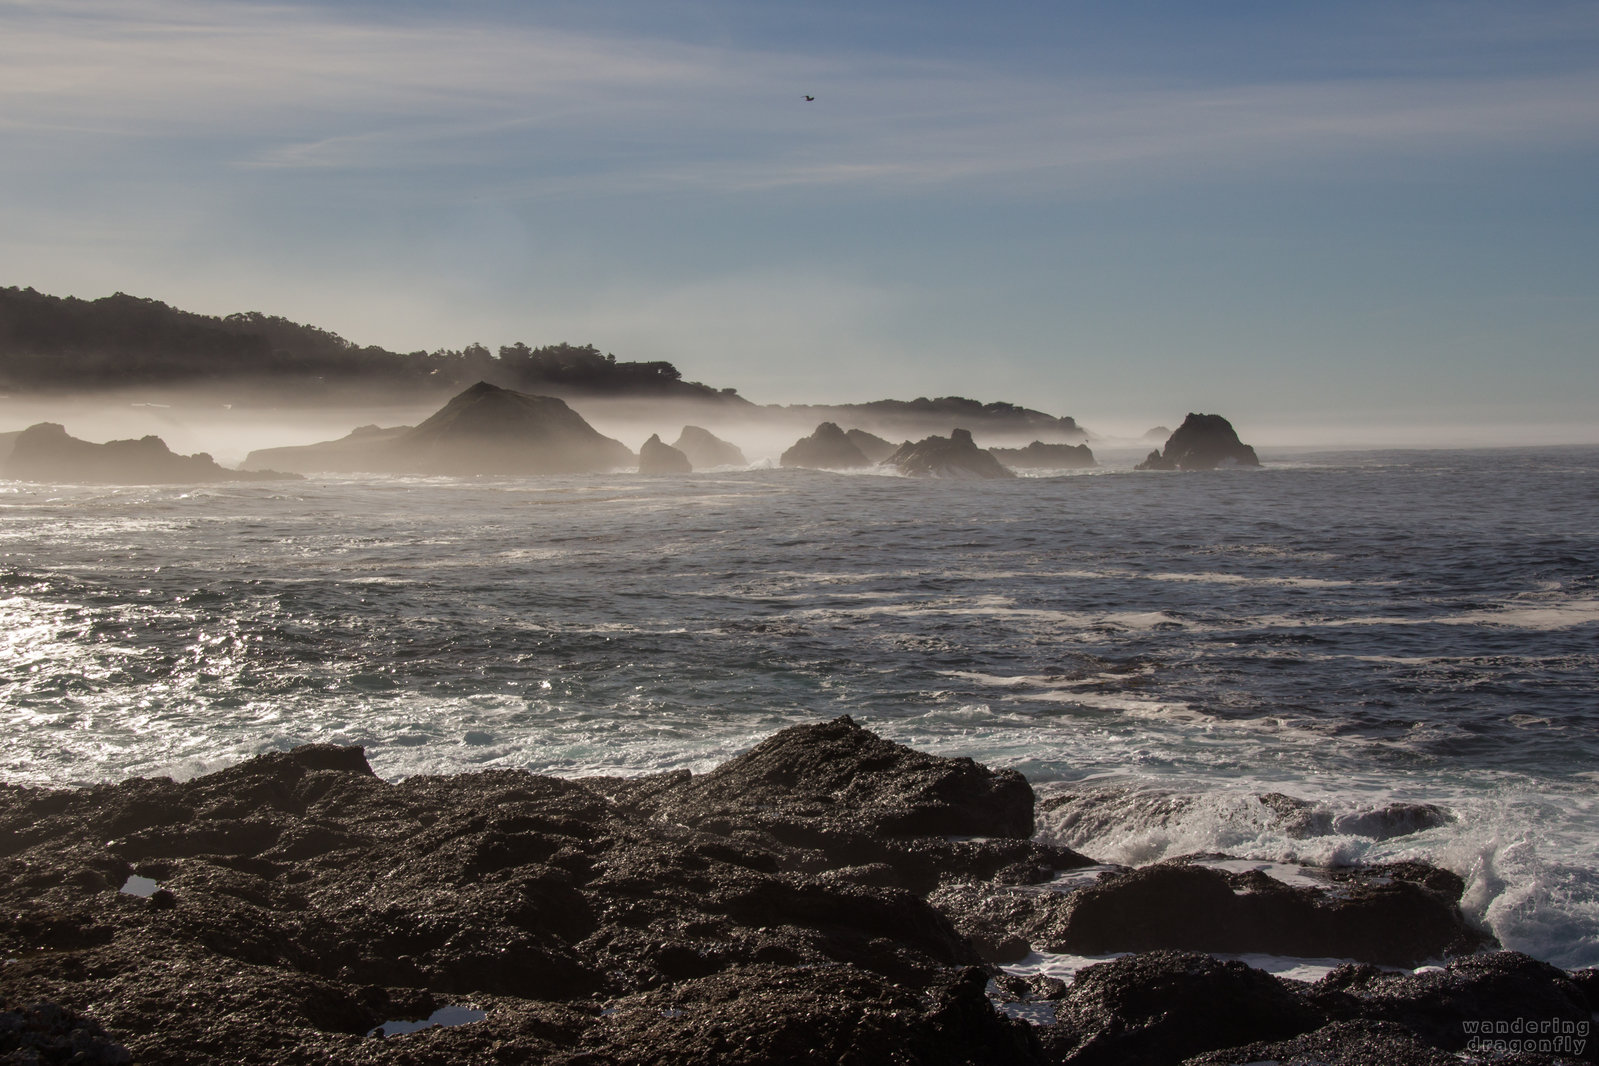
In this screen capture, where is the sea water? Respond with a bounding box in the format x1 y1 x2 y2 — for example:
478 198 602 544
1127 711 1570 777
2 446 1595 968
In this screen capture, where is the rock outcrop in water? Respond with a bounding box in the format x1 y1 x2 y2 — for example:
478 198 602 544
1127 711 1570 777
987 441 1097 470
243 424 412 474
670 426 744 469
638 433 692 475
779 422 872 470
2 719 1576 1066
241 383 635 476
884 429 1015 479
845 428 898 464
3 422 298 484
1136 413 1260 471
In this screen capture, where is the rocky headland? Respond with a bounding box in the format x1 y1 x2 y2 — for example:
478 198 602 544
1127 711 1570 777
1136 414 1260 471
3 422 298 484
4 718 1587 1065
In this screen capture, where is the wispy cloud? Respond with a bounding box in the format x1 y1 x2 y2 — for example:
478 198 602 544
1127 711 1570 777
4 0 1597 199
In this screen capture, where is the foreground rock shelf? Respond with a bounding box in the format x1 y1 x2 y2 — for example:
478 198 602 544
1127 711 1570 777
1 719 1592 1064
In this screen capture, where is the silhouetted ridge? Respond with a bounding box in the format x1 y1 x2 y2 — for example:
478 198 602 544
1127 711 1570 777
0 286 741 404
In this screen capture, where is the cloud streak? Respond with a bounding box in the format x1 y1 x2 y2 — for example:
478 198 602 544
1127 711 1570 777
3 0 1596 200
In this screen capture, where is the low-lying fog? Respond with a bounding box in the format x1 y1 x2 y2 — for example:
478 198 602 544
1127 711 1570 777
1 387 1595 471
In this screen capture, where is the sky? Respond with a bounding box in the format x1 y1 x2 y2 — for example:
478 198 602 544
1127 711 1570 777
2 0 1597 443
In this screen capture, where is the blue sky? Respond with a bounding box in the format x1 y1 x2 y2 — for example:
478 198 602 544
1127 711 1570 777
3 0 1596 441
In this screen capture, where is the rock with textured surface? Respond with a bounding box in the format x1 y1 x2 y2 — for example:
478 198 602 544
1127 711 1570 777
884 429 1015 479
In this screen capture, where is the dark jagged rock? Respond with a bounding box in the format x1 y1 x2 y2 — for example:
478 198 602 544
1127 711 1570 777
3 422 298 484
987 440 1096 470
884 428 1015 479
1136 413 1260 470
1306 952 1594 1056
1041 859 1491 967
0 721 1578 1066
638 433 692 474
0 720 1068 1064
1183 1019 1464 1065
0 1000 131 1064
1046 951 1325 1065
844 428 897 463
670 425 745 468
779 421 871 470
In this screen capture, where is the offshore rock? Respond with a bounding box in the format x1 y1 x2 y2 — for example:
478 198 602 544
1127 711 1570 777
1136 413 1260 470
670 425 744 468
638 433 692 474
3 422 299 484
779 421 872 470
987 441 1096 470
242 383 635 476
884 428 1015 479
243 424 411 474
845 428 898 463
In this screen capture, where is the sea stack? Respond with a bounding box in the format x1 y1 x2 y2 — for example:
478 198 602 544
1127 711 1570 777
884 429 1015 479
670 426 744 469
780 422 872 470
639 433 692 474
1136 413 1260 471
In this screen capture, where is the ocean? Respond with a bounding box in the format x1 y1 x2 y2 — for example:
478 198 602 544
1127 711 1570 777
2 444 1596 970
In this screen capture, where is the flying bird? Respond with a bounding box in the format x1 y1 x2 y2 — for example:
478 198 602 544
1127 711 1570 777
804 95 814 101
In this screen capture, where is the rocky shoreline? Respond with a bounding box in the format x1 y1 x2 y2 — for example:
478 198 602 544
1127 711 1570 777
2 718 1592 1064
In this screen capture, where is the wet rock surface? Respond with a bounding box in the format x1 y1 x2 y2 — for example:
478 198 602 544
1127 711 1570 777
1 719 1587 1064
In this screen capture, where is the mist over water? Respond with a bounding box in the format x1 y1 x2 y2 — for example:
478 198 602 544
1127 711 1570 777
2 445 1597 967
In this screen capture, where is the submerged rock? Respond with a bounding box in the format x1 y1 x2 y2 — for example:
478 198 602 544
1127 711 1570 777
1136 413 1260 470
638 433 692 474
779 421 872 470
3 422 298 484
670 425 744 468
884 428 1015 479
